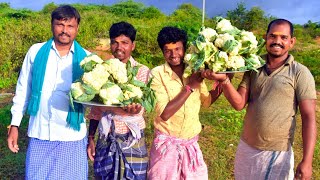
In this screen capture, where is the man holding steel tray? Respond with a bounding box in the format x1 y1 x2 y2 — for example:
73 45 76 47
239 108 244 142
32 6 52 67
86 21 150 180
202 19 317 180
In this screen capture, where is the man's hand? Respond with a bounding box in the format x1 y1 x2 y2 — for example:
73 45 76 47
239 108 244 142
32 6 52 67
295 160 312 180
123 103 142 114
188 71 204 89
7 126 19 153
201 69 227 81
87 137 96 161
294 161 312 180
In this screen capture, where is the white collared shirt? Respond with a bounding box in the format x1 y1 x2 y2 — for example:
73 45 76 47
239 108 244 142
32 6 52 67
11 41 89 141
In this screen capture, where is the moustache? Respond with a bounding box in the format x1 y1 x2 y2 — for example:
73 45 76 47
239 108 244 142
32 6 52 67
270 43 284 48
59 32 70 37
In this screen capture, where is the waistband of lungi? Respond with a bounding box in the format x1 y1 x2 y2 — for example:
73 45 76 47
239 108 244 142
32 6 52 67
154 129 199 146
99 129 145 140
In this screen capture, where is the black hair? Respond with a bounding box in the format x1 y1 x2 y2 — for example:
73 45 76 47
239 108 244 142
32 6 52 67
157 26 188 52
109 21 136 42
51 5 81 24
267 19 294 37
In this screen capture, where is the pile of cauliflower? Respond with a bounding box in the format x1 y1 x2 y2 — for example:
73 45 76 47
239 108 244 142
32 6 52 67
183 17 265 77
69 54 156 112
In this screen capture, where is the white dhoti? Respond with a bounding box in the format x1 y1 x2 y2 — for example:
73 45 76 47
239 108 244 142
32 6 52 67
234 139 294 180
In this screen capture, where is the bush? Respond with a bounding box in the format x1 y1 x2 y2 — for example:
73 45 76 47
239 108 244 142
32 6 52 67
0 2 319 91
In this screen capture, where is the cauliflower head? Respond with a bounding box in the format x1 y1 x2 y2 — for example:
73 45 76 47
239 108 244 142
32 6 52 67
245 54 264 69
199 27 217 42
103 58 128 84
238 30 259 54
82 64 110 93
216 19 234 33
214 33 235 48
70 82 95 101
99 82 124 105
80 54 104 72
209 51 229 72
226 55 245 70
215 33 241 55
123 84 143 101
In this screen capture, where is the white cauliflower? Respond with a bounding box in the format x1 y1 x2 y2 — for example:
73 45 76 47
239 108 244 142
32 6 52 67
240 31 258 46
80 54 104 72
208 51 228 72
184 53 193 62
183 17 265 75
123 84 143 100
214 33 241 55
80 54 103 66
229 41 242 56
70 82 85 99
226 55 245 70
82 64 110 92
214 33 235 48
246 54 263 68
70 82 95 101
238 30 259 54
216 19 234 33
99 83 124 105
103 58 128 84
202 42 218 63
199 27 217 42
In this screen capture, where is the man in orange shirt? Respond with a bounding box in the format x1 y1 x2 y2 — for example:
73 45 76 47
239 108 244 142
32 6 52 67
148 26 225 179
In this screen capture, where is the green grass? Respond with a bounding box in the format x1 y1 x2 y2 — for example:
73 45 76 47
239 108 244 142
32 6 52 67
1 77 319 179
0 105 28 179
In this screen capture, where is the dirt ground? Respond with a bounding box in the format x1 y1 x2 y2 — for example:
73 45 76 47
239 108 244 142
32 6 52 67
88 38 113 60
0 93 13 108
315 36 320 44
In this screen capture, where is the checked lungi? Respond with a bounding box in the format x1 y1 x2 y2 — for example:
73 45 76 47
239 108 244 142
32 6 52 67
93 120 148 180
26 137 88 180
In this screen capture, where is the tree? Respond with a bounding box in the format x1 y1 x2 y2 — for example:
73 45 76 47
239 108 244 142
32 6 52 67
244 6 268 31
42 2 58 14
141 6 165 19
0 2 10 9
303 20 320 39
227 2 270 33
170 3 203 40
109 0 144 18
171 3 202 20
226 2 247 29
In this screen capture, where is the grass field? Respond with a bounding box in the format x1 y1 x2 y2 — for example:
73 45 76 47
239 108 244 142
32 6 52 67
1 74 319 179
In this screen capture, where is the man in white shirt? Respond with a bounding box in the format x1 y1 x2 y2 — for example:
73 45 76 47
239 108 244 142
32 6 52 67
7 5 89 179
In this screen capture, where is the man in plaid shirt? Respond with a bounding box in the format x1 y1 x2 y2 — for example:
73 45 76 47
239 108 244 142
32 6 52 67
87 21 150 180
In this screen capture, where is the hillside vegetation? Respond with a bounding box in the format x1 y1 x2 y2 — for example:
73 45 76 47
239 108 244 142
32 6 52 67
0 1 319 91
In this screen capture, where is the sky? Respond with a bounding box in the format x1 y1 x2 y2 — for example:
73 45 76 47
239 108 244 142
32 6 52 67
0 0 319 25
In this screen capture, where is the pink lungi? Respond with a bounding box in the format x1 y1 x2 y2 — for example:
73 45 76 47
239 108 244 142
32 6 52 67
148 130 208 180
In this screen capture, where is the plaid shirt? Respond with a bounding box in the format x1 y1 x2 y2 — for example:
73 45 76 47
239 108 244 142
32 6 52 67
87 57 150 134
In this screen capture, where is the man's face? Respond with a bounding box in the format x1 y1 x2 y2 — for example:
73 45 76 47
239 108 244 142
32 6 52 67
51 18 79 46
265 23 295 58
110 35 135 63
163 41 185 66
